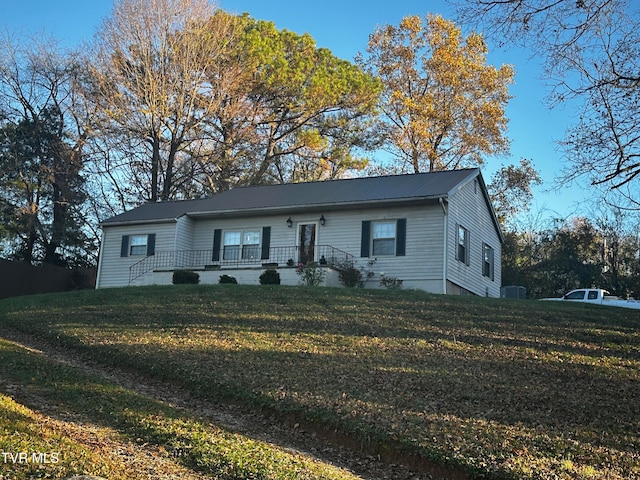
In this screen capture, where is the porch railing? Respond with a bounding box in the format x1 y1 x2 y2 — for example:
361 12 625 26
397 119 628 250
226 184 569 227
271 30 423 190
129 245 354 285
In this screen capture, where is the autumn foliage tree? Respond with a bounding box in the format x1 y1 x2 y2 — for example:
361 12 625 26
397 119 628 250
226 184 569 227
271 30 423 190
488 158 542 225
359 14 514 173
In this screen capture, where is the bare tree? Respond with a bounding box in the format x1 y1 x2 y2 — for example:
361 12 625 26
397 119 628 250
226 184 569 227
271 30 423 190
453 0 640 206
560 15 640 205
86 0 237 203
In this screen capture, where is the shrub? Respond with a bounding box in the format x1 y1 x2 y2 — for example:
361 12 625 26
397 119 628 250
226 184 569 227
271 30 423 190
172 270 200 284
219 274 238 284
336 261 364 288
296 262 325 287
379 274 403 289
335 259 376 288
259 269 281 285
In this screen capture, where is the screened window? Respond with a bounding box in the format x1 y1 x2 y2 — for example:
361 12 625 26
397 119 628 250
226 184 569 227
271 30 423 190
129 235 148 256
482 243 494 280
457 226 469 265
372 221 396 256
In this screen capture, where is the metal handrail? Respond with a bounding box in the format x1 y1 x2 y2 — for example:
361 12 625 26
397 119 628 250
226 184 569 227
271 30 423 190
129 245 354 284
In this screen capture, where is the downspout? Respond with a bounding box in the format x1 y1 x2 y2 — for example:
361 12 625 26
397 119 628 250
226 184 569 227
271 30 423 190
95 228 105 289
173 217 181 270
439 198 448 295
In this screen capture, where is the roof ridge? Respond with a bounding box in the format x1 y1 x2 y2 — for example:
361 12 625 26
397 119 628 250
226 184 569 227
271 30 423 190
228 167 480 192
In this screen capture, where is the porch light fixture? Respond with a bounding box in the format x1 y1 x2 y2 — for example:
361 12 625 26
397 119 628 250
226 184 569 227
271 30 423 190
286 217 293 227
319 215 326 226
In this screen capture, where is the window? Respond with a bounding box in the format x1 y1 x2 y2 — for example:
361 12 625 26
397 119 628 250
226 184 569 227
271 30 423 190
565 290 586 300
456 225 469 265
372 221 396 256
129 235 149 256
223 230 260 261
361 219 406 258
482 243 494 280
223 232 241 260
242 231 261 260
121 234 155 257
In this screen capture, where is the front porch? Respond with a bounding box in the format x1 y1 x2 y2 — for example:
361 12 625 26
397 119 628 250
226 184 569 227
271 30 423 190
129 244 354 286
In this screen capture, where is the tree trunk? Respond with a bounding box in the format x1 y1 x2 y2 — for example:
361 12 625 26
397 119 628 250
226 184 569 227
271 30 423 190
161 141 179 201
150 135 160 202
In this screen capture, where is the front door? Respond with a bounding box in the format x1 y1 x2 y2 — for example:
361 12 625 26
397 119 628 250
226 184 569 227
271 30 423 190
298 223 317 264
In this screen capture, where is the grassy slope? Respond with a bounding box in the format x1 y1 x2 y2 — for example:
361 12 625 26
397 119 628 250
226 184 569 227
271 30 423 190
1 285 639 479
0 336 360 480
0 391 129 480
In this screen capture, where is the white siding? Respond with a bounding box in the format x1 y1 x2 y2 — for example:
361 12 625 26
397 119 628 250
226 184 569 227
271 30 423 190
96 222 177 288
143 266 341 288
446 179 502 297
327 205 445 292
189 205 446 293
175 216 194 251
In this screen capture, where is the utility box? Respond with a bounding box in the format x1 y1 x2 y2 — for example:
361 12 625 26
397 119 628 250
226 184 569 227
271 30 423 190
500 285 527 299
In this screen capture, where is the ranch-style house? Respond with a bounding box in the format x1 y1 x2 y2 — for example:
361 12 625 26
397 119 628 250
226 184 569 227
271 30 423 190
96 168 503 296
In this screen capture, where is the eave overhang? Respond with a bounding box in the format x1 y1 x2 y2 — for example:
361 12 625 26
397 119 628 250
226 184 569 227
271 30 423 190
98 218 179 228
184 195 446 219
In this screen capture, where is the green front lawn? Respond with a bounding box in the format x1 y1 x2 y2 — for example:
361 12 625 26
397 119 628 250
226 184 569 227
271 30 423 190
0 335 361 480
1 285 639 479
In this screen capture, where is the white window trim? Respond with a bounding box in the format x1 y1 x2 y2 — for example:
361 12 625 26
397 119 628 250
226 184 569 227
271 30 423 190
482 242 494 280
371 220 397 257
129 235 148 256
456 225 470 265
222 230 261 261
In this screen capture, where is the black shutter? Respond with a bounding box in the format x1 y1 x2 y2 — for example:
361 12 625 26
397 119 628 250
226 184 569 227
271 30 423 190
120 235 129 257
360 221 371 257
212 229 222 261
146 234 156 256
396 218 406 256
261 226 271 260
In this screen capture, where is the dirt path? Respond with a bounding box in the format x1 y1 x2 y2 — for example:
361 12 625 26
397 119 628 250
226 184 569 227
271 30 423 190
1 330 439 480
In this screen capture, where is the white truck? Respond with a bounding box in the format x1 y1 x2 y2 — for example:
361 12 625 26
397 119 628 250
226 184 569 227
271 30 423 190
542 289 640 310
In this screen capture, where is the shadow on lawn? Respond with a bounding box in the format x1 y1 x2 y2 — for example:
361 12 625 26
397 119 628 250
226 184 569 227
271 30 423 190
49 319 640 465
2 286 639 479
0 339 354 480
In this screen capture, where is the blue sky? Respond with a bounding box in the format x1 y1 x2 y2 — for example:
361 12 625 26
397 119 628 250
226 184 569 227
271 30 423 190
1 0 590 225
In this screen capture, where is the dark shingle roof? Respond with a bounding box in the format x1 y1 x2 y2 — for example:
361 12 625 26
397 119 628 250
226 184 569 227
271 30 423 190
101 168 481 225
